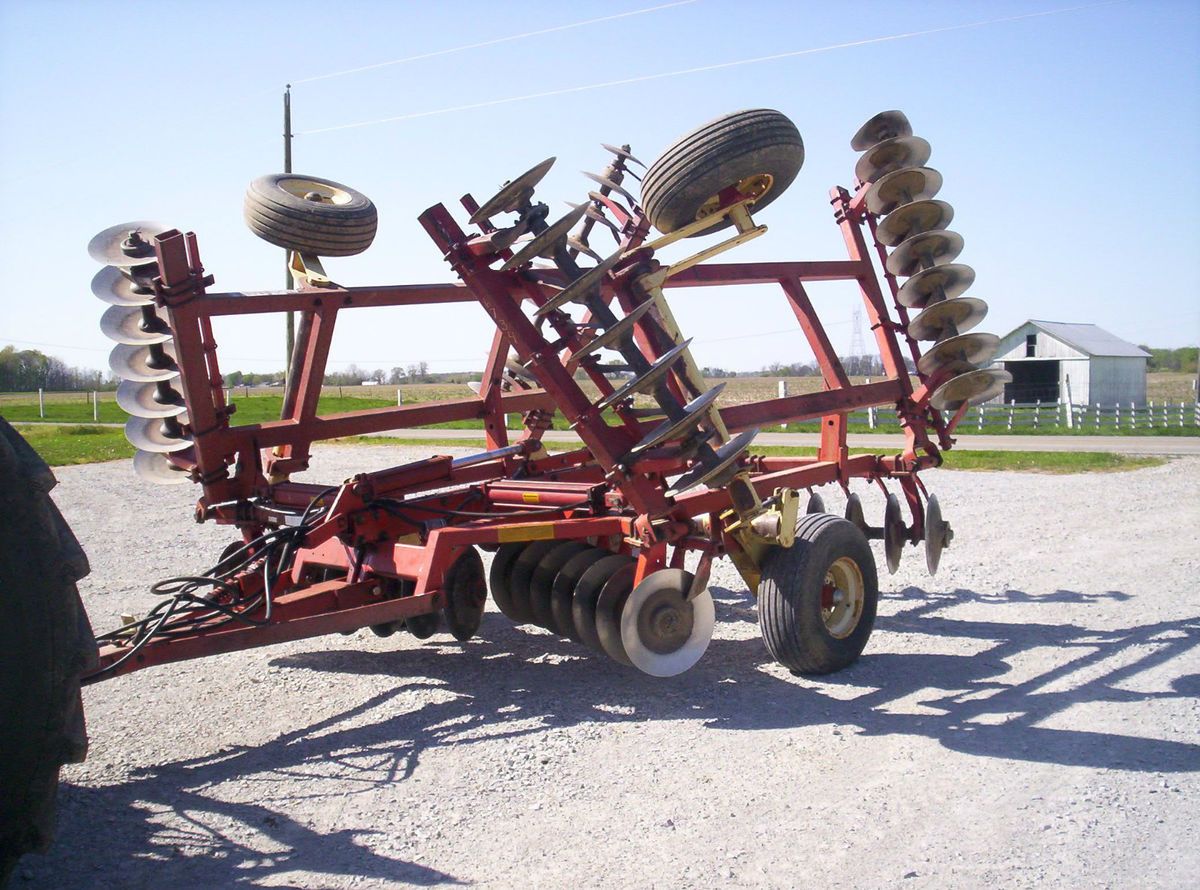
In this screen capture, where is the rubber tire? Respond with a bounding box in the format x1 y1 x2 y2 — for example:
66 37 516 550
757 513 878 675
0 419 98 880
243 173 377 257
640 109 804 237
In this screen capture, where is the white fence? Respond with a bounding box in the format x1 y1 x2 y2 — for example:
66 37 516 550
971 400 1200 432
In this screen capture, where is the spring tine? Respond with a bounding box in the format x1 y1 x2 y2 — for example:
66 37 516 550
582 171 637 207
601 143 646 168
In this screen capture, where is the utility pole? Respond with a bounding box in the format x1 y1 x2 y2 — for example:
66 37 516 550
283 85 294 383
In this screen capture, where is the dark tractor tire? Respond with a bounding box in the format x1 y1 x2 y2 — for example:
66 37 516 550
757 513 878 676
640 108 804 237
0 419 98 880
243 173 377 257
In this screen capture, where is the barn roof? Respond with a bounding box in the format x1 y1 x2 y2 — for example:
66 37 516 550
1022 321 1150 358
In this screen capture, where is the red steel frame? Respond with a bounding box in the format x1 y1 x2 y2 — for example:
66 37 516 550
86 175 964 682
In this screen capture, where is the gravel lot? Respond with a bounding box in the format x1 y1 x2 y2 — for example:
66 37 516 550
16 446 1200 889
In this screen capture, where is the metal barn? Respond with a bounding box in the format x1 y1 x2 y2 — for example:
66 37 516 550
992 320 1149 406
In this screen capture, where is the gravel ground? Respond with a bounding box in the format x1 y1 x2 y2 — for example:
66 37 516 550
15 446 1200 889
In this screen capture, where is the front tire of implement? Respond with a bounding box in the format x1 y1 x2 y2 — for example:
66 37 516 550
0 419 98 880
640 108 804 236
243 173 378 256
757 514 878 675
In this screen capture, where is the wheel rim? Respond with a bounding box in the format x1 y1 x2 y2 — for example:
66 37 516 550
820 556 864 639
276 176 357 206
695 173 774 220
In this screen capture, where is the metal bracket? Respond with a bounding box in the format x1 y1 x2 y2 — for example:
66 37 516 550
290 252 334 287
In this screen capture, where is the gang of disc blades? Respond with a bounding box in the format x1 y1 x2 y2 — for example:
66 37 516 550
875 199 954 247
865 166 943 215
883 493 905 574
91 265 155 307
470 157 555 224
620 569 716 677
907 296 988 341
117 378 186 418
509 540 563 628
593 562 638 666
854 136 931 184
626 384 725 457
885 229 964 278
132 449 191 485
850 110 913 151
88 220 169 266
125 415 192 453
596 339 693 410
551 548 611 643
571 554 633 654
917 332 999 376
929 368 1012 413
896 263 976 308
500 203 588 271
109 341 178 382
528 542 592 634
664 428 757 497
100 303 172 345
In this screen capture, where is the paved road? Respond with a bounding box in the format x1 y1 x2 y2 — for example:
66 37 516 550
384 428 1200 456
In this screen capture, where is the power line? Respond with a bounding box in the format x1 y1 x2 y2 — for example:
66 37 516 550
299 1 1122 136
290 0 699 85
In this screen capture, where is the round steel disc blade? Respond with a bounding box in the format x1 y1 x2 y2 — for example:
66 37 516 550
500 203 588 271
594 562 638 666
876 199 954 247
88 220 169 266
116 378 185 418
884 493 905 574
509 540 564 629
443 547 487 641
854 136 931 184
865 166 943 215
488 542 532 623
925 494 945 574
601 143 645 167
664 428 757 498
930 368 1012 413
907 296 988 341
470 157 555 224
91 265 155 307
626 384 725 457
405 612 441 639
132 449 191 485
806 491 825 514
886 229 964 278
571 554 632 653
529 541 591 634
620 569 715 677
897 263 976 308
851 110 912 152
569 299 657 361
109 341 178 382
100 303 172 345
917 332 999 376
125 415 192 453
596 339 693 410
844 493 866 533
551 548 610 643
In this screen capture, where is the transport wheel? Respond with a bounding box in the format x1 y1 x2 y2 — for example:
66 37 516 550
572 555 634 654
508 541 561 627
758 514 878 675
442 547 487 641
488 542 529 623
550 548 610 643
0 419 98 880
528 542 591 634
243 173 378 256
640 108 804 236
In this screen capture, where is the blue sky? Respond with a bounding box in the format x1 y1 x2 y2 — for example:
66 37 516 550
1 0 1196 375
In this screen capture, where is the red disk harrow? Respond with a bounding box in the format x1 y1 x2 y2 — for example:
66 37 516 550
84 108 1007 682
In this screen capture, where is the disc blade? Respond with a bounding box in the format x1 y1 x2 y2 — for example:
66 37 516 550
132 449 192 485
876 199 954 247
806 492 825 514
865 166 943 215
884 493 905 574
885 229 964 278
572 554 634 654
534 249 625 318
851 110 913 152
100 303 172 345
664 428 757 497
109 341 178 382
581 171 638 208
929 368 1012 412
508 540 561 628
595 339 693 410
500 203 588 271
594 562 638 666
854 136 931 184
907 296 988 341
897 263 976 308
601 143 646 167
116 378 186 418
551 548 610 643
568 300 657 362
917 332 999 376
844 492 866 533
91 265 155 307
88 221 169 266
125 415 192 453
626 384 725 457
925 493 948 574
529 542 592 635
470 158 555 224
620 569 715 677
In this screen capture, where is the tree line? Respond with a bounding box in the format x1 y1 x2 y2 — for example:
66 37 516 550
0 346 108 392
1139 346 1198 374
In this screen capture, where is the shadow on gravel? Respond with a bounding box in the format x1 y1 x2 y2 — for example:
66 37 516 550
36 586 1197 887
